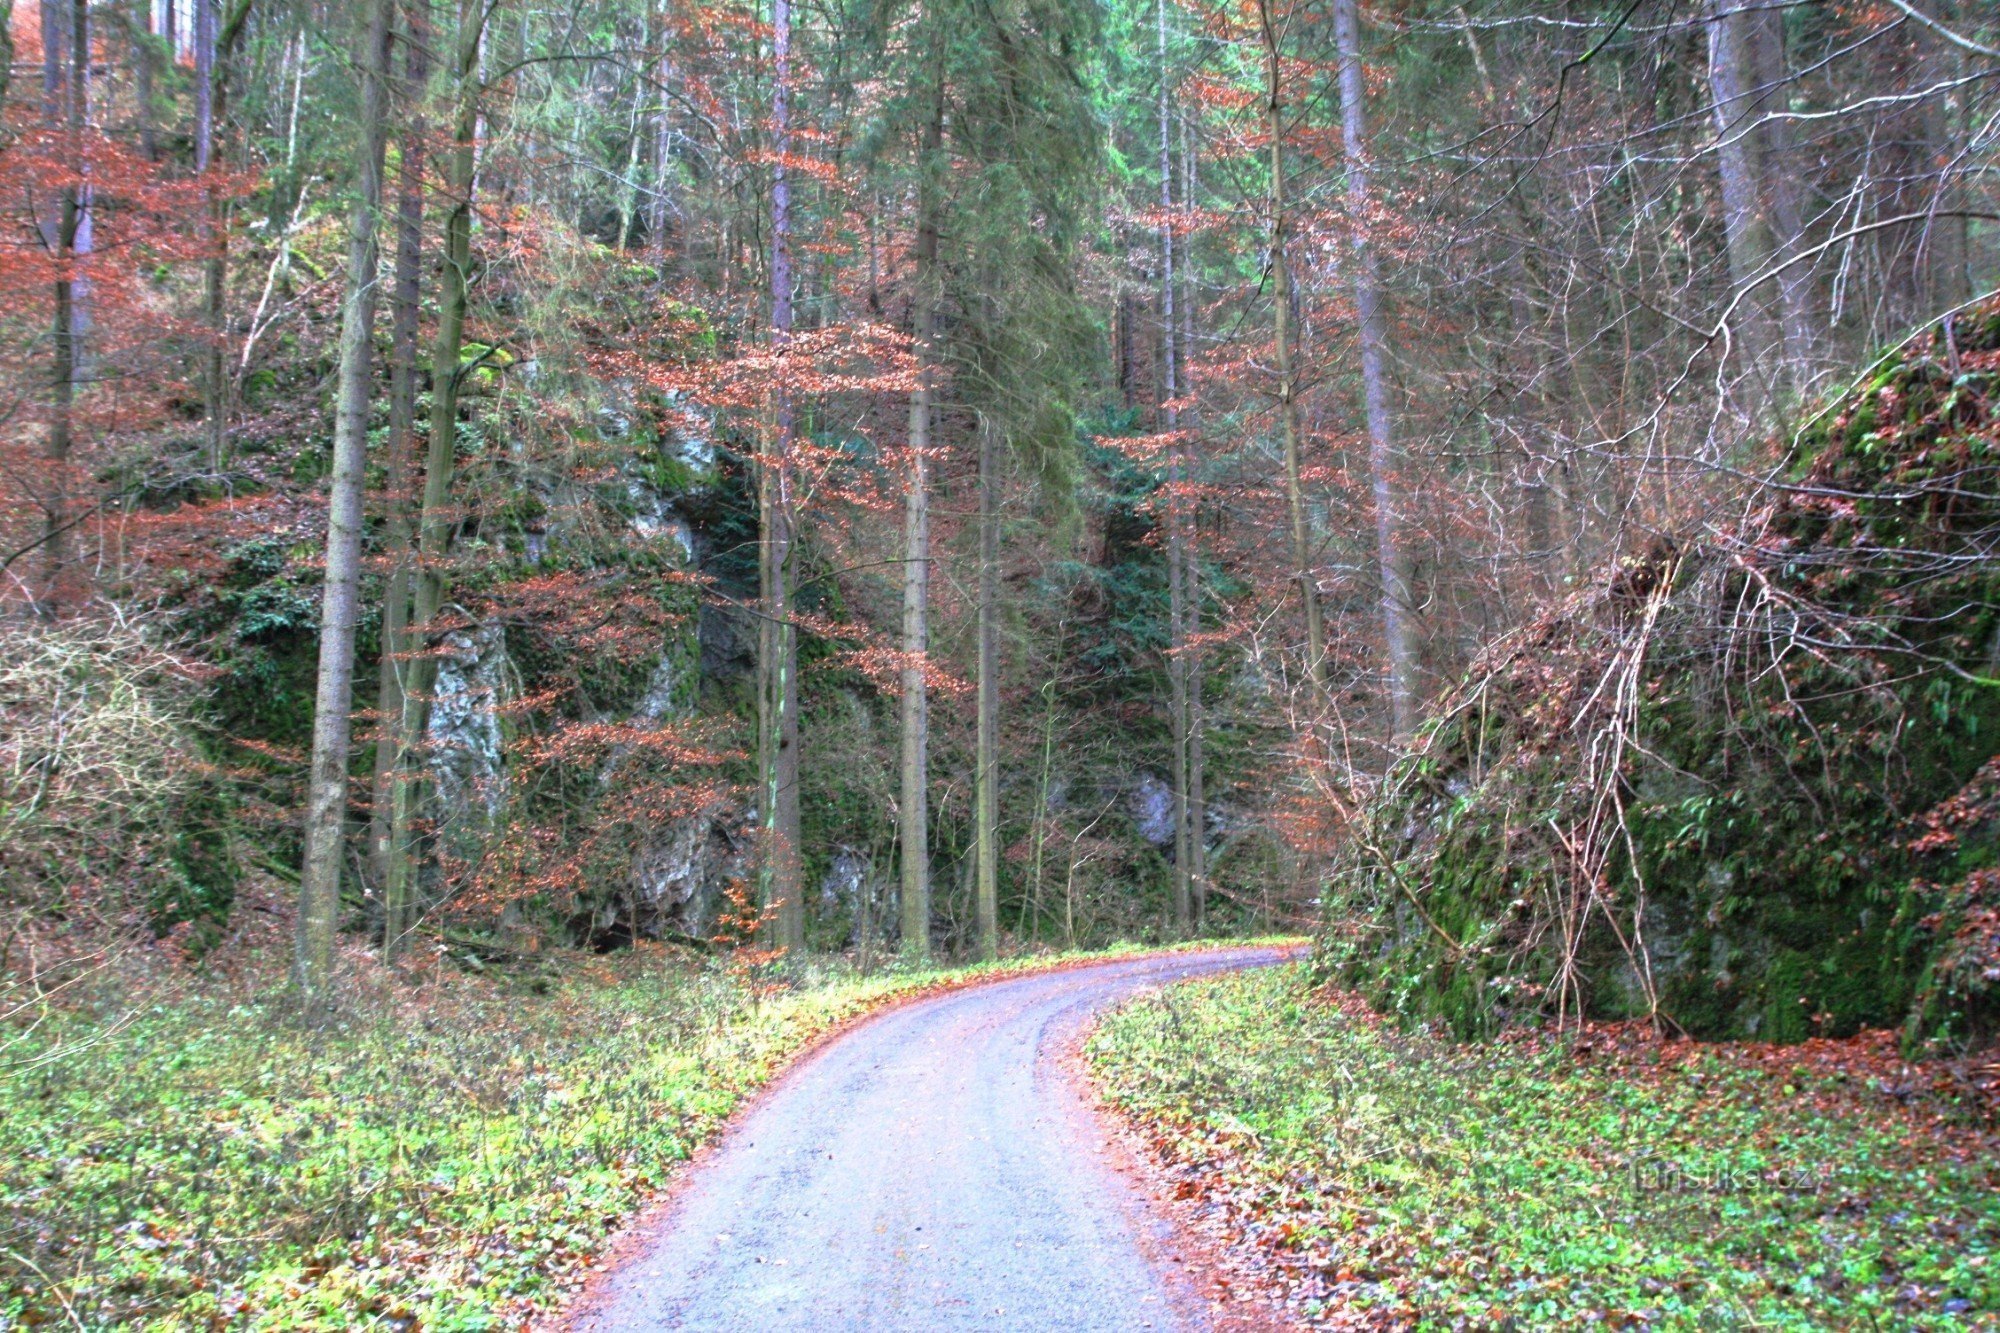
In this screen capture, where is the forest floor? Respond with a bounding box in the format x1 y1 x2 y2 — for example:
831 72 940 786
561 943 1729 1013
1087 963 2000 1331
565 945 1297 1333
0 919 1296 1330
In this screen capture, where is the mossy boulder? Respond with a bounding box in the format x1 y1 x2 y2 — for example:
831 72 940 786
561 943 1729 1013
1323 305 2000 1052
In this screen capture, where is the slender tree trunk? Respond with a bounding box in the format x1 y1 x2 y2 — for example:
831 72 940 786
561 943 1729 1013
134 0 158 161
1159 0 1190 931
1920 22 1970 311
40 0 62 124
371 0 428 924
759 0 805 954
1186 541 1207 922
1167 474 1190 928
1334 0 1418 741
296 0 391 1009
1257 0 1326 712
193 0 253 471
974 413 1001 962
0 2 12 113
617 27 647 250
384 0 482 949
196 0 228 469
39 0 86 617
649 7 674 261
1706 0 1781 416
1179 107 1207 922
44 202 77 618
898 154 939 960
1748 6 1817 395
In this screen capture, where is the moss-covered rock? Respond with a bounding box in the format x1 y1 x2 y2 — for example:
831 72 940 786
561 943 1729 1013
1323 305 2000 1051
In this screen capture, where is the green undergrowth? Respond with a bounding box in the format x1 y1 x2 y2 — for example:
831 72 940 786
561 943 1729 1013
1089 965 2000 1330
0 938 1278 1329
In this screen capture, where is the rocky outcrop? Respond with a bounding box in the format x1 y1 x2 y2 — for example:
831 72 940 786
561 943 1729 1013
1127 773 1176 848
427 624 512 861
621 798 752 940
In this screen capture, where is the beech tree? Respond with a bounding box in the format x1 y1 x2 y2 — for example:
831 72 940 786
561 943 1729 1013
296 0 392 1006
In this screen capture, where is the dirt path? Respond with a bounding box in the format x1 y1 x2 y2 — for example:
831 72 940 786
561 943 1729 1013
564 947 1295 1332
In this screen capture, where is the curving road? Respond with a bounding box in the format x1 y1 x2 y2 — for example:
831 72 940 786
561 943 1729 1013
566 947 1293 1332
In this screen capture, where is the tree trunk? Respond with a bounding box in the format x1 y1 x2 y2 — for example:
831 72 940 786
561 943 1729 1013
197 0 229 471
384 0 482 951
1179 106 1207 922
617 26 648 250
1187 544 1207 922
1706 0 1782 416
759 0 806 955
648 8 674 260
296 0 391 1009
1159 0 1190 931
134 0 158 161
1748 6 1817 396
1257 0 1326 711
39 0 87 617
371 0 428 927
974 413 1001 962
195 0 253 471
0 2 12 112
1333 0 1418 741
756 433 805 955
898 131 940 960
41 0 63 126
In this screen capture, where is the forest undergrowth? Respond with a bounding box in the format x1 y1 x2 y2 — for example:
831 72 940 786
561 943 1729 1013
0 920 1255 1330
1089 964 1999 1330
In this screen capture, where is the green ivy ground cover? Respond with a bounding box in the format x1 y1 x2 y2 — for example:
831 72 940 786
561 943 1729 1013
0 941 1273 1329
1089 963 1999 1330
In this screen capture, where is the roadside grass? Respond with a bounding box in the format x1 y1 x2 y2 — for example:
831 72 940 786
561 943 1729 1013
0 936 1292 1330
1087 963 2000 1330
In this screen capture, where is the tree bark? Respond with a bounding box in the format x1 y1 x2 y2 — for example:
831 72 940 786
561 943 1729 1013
898 119 940 960
1333 0 1417 742
974 412 1001 962
1748 5 1817 396
0 2 12 113
649 6 675 261
371 0 428 929
1257 0 1326 714
134 0 159 161
1159 0 1190 931
196 0 225 469
1179 106 1207 922
296 0 392 1009
194 0 253 471
39 0 86 617
759 0 806 955
384 0 482 952
1706 0 1782 416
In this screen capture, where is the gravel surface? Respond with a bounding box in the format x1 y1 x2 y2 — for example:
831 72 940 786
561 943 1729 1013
567 947 1294 1332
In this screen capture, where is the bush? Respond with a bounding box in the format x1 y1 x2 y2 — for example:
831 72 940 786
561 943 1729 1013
0 616 237 937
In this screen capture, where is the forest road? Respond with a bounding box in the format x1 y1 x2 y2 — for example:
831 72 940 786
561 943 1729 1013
565 946 1296 1332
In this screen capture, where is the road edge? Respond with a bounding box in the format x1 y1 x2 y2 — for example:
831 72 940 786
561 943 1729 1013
546 939 1308 1329
1063 957 1311 1333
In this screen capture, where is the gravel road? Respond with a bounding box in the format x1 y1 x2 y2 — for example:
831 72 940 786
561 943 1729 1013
567 947 1294 1332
